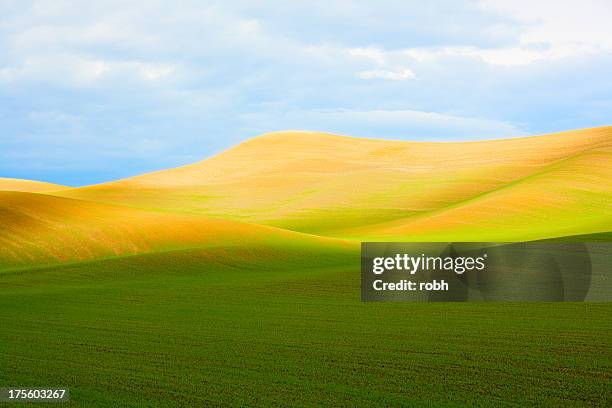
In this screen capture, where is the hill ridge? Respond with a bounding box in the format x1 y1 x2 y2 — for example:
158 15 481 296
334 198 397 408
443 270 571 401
0 177 68 193
0 191 354 270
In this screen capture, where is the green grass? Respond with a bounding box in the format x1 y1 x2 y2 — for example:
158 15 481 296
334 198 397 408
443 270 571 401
1 246 610 406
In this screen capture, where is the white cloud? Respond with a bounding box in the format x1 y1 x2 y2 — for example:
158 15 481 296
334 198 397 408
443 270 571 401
382 1 612 66
348 47 387 65
0 0 610 184
0 54 176 85
477 0 612 62
357 68 416 81
139 64 175 81
402 46 574 66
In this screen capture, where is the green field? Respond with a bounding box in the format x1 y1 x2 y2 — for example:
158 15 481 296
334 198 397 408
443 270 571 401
1 128 611 406
1 244 611 406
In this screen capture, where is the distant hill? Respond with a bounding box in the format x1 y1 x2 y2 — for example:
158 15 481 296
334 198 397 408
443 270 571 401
53 126 612 241
0 177 67 193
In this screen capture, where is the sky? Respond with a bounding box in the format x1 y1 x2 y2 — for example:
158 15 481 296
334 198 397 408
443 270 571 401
1 0 611 186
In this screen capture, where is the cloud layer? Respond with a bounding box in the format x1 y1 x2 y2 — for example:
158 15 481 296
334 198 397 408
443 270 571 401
1 0 611 185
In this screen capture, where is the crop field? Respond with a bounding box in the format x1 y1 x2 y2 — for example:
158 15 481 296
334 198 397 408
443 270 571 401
1 244 611 406
1 127 611 406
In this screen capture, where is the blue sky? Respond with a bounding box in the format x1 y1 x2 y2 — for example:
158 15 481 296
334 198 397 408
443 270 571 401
1 0 611 186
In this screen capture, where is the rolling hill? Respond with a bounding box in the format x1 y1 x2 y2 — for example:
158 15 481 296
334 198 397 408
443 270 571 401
0 191 354 271
0 177 67 192
54 126 612 241
2 126 610 268
1 127 611 406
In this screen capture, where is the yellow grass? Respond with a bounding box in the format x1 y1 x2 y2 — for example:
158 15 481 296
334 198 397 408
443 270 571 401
0 177 67 192
0 191 353 270
53 126 612 241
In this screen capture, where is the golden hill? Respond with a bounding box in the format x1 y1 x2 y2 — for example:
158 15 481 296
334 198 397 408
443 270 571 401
0 177 67 193
0 191 353 270
54 126 612 241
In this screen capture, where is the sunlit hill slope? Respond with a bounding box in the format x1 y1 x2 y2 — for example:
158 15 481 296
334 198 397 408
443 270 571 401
55 126 612 242
2 128 610 406
0 126 610 270
0 191 354 270
0 177 66 193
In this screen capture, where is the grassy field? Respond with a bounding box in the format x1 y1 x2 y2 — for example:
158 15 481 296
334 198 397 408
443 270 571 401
0 178 66 193
1 127 611 406
1 246 610 406
55 127 612 241
0 191 353 270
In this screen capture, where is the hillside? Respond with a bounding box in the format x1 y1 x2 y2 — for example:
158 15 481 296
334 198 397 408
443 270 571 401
350 139 612 241
1 127 610 406
54 126 612 241
0 191 353 271
0 177 67 192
